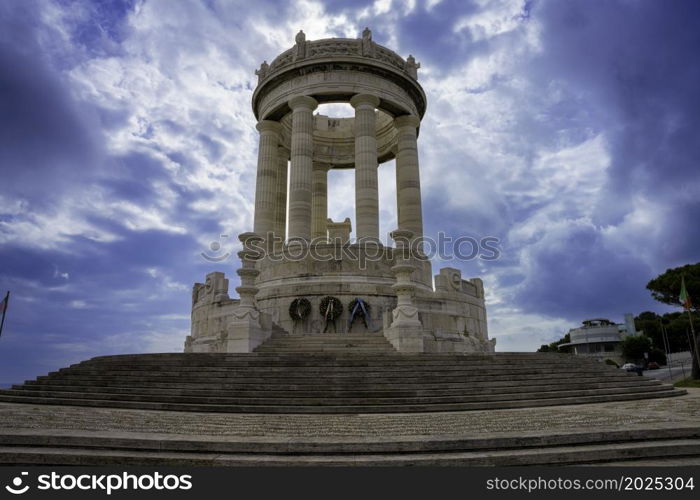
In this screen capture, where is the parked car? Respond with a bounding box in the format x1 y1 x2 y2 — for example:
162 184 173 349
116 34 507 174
621 363 644 376
647 362 660 370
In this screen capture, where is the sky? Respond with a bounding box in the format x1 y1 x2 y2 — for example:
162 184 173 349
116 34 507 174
1 0 699 383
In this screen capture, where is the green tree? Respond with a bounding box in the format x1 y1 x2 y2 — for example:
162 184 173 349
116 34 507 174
647 262 700 311
647 263 700 379
633 311 696 353
620 335 652 363
537 333 571 353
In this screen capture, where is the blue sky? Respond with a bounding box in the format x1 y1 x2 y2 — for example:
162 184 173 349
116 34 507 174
1 0 699 383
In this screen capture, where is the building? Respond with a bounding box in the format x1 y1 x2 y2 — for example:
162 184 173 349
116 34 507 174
558 314 640 360
184 29 495 354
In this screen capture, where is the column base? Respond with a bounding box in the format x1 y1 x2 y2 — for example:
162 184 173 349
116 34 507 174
185 335 222 353
224 309 272 353
384 322 424 353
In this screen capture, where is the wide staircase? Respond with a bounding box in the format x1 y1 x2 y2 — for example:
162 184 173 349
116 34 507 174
254 332 397 353
2 426 699 466
0 333 685 414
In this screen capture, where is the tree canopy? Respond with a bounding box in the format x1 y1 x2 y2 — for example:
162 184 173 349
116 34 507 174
620 335 652 362
634 310 699 353
647 262 700 311
537 333 570 353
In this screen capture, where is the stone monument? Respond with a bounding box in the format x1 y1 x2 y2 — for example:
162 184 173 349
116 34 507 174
185 29 496 354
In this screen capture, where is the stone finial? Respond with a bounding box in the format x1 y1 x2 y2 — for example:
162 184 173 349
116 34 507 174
405 54 420 79
294 30 306 60
361 27 374 57
327 218 352 244
255 60 269 83
193 272 229 306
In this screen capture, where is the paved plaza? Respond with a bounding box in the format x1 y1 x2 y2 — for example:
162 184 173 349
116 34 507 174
1 389 697 441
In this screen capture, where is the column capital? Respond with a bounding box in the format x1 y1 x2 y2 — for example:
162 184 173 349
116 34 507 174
394 114 420 130
312 161 332 172
256 120 282 134
288 95 318 111
277 145 290 158
350 93 380 109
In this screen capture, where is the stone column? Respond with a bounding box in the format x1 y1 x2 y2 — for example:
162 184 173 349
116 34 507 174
274 146 289 242
350 93 380 242
394 114 423 240
287 95 318 242
252 120 281 239
311 162 330 240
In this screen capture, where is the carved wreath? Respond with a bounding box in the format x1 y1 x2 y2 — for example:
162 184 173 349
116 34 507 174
289 298 311 321
320 296 343 321
348 298 371 317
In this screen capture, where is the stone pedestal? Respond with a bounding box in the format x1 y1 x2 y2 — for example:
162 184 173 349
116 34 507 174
225 232 271 352
384 229 424 353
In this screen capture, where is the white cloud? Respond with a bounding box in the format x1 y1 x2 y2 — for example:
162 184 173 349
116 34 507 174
453 0 525 42
4 0 680 358
145 267 188 293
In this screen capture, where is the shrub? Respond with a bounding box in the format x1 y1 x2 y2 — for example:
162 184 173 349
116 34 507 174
604 359 619 368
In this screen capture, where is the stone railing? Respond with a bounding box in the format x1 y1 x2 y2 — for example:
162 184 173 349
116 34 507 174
256 30 420 85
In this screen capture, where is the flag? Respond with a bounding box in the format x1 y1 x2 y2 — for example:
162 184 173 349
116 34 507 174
680 276 692 311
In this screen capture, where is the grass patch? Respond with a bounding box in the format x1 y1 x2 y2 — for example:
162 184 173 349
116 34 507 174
674 378 700 388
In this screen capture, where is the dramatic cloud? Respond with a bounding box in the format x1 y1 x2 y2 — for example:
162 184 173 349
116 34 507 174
1 0 698 380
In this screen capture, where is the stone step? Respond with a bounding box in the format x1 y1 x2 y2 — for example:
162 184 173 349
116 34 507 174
33 371 636 387
46 364 627 378
3 426 698 454
14 378 660 398
0 388 684 414
49 360 627 373
47 360 626 374
85 352 596 362
56 360 616 373
0 434 698 466
2 384 672 406
3 351 680 414
22 372 654 391
257 338 393 343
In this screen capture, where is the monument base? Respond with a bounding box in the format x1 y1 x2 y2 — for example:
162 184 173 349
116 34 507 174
383 324 424 353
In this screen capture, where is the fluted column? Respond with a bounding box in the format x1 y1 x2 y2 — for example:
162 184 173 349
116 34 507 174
274 146 289 241
287 95 318 241
394 114 423 240
252 120 281 238
312 162 330 240
350 93 380 242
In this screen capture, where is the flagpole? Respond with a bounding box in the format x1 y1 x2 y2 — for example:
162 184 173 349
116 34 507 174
687 308 699 374
679 275 699 377
658 318 673 380
0 291 9 338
